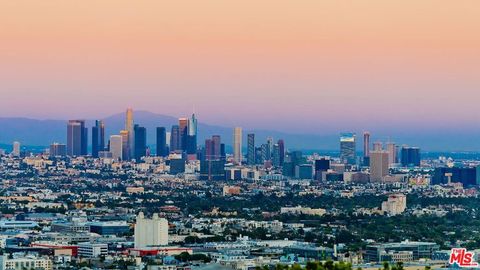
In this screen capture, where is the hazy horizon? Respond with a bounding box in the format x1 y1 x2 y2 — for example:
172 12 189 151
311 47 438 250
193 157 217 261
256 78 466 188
1 1 480 135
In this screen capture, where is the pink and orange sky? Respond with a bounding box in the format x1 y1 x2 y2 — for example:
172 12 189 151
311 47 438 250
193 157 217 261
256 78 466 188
1 1 480 133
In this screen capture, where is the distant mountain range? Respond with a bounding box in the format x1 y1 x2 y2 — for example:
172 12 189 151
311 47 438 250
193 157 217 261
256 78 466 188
0 111 339 152
1 111 480 153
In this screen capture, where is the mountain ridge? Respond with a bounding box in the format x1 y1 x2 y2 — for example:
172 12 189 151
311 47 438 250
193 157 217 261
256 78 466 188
0 111 339 151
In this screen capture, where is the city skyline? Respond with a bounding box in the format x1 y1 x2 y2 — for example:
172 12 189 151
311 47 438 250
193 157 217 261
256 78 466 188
0 108 479 152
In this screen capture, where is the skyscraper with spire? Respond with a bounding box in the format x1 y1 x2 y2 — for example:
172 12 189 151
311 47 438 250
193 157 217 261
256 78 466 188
186 113 197 155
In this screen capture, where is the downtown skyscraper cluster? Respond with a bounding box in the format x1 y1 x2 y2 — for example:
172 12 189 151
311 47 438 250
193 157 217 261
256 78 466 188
65 109 198 162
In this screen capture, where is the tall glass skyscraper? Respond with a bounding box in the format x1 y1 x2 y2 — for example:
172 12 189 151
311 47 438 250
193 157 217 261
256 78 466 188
67 120 88 156
178 118 188 152
156 127 167 157
277 139 285 166
92 120 105 158
186 114 197 154
401 146 420 167
340 132 356 164
170 125 180 152
247 133 255 165
134 124 147 161
233 127 242 164
363 131 370 157
125 108 135 159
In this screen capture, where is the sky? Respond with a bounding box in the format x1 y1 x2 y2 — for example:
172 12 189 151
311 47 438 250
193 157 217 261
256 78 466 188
1 1 480 135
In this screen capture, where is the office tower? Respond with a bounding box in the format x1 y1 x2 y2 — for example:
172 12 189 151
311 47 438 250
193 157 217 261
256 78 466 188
373 141 383 151
363 132 370 157
233 127 242 164
91 120 105 158
120 130 130 161
156 127 167 157
401 146 421 167
386 142 397 165
109 135 123 161
126 108 135 159
370 150 389 182
170 125 180 151
247 134 255 165
165 132 171 147
12 141 20 157
134 212 168 248
67 120 88 156
204 139 213 160
295 164 313 179
220 143 226 160
178 118 188 151
202 135 225 180
340 132 356 164
272 144 281 167
283 151 304 177
134 124 147 161
266 136 274 160
200 159 225 181
315 158 330 180
170 158 186 174
186 114 197 154
212 135 221 159
255 147 263 164
277 139 285 165
49 143 66 157
261 143 269 163
433 167 477 186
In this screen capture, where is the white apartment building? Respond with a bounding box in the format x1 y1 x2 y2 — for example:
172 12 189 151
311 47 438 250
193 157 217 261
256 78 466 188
0 255 52 270
381 194 407 216
78 242 108 258
134 212 169 248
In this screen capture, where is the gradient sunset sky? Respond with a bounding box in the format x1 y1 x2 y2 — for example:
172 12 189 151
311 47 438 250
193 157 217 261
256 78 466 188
1 1 480 134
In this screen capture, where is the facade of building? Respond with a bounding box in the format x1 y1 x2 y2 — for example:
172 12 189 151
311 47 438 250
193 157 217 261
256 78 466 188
363 131 370 157
12 141 20 157
134 124 147 161
370 150 389 182
156 127 168 157
126 108 135 160
386 142 397 165
134 213 169 248
186 114 197 155
401 146 421 167
67 120 87 156
49 143 66 157
340 133 356 164
0 255 52 270
78 242 108 258
109 135 123 161
364 241 439 262
381 194 407 215
233 127 242 165
247 133 255 165
92 120 105 158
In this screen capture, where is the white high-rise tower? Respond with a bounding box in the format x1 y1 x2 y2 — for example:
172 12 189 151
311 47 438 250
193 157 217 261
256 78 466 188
233 127 242 164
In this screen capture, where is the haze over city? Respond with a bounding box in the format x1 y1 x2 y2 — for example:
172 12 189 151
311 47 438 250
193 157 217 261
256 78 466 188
1 1 480 138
